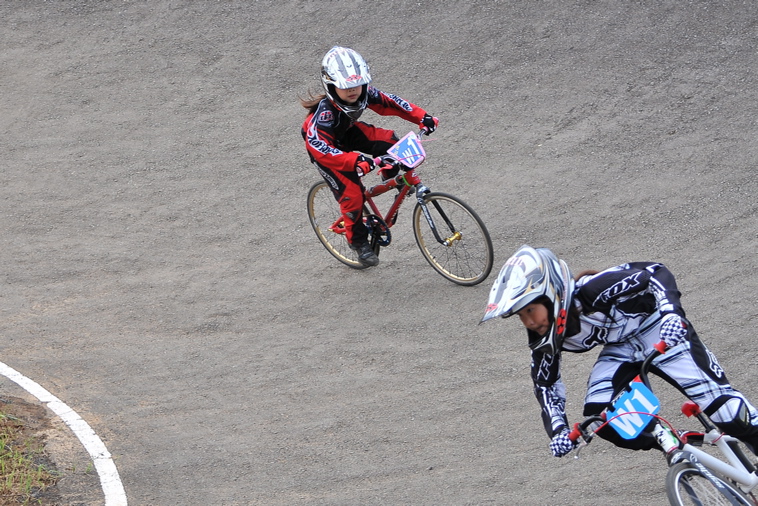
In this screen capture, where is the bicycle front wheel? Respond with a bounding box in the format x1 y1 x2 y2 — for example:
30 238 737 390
412 192 494 286
666 461 752 506
306 181 365 269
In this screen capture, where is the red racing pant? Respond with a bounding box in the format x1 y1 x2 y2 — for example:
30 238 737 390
314 122 397 245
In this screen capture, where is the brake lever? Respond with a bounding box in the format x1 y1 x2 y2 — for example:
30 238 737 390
573 439 589 460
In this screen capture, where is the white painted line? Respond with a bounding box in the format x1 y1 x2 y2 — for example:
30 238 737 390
0 361 128 506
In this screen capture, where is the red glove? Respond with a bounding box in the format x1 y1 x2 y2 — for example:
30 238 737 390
355 154 375 177
419 114 439 135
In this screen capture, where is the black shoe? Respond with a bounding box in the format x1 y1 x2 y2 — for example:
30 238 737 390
350 242 379 267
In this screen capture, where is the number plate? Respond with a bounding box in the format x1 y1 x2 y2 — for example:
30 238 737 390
606 382 661 440
386 131 426 168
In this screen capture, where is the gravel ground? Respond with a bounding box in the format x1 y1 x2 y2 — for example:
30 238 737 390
1 1 756 504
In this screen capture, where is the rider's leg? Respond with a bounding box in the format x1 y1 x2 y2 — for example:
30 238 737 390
583 356 660 451
705 396 758 455
653 326 758 456
338 187 368 246
337 177 379 266
313 159 377 266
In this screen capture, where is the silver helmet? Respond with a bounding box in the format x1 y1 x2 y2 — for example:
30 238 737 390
320 46 372 120
481 245 575 355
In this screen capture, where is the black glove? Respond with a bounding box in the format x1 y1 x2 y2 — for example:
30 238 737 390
355 154 375 177
419 114 439 136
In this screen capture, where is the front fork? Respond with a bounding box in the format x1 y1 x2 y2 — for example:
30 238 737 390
363 168 461 248
415 184 461 246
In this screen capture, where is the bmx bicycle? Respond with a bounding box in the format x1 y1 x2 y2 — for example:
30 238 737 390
306 131 494 286
570 341 758 505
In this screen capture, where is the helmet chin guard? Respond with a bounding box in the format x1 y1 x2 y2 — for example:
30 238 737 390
481 245 574 355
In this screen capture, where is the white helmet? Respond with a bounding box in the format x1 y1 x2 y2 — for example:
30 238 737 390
321 46 372 120
481 245 575 355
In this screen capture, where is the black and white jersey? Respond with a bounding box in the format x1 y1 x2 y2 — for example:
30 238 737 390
531 262 685 437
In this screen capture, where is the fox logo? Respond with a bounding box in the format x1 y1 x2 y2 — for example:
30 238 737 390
596 272 643 304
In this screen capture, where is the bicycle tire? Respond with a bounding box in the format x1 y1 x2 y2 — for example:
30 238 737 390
306 181 366 269
666 461 753 506
412 192 494 286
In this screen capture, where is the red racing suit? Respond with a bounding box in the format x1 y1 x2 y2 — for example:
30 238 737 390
302 86 428 245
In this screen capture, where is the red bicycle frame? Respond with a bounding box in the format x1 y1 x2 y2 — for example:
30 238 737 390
327 169 423 235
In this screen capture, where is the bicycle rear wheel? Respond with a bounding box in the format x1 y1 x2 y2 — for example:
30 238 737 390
412 192 494 286
666 461 752 505
306 181 365 269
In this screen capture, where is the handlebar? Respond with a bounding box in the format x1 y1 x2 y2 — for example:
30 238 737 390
640 340 667 390
569 341 668 445
568 416 605 444
372 155 399 168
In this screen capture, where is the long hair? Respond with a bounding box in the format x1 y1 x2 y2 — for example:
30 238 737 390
574 269 600 281
563 269 600 336
300 90 326 115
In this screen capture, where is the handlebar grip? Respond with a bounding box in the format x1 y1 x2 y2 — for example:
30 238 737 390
569 422 582 443
374 156 398 168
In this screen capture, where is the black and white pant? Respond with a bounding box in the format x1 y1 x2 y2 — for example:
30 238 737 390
583 320 758 454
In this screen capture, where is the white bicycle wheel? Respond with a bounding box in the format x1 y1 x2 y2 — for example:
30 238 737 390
666 461 752 506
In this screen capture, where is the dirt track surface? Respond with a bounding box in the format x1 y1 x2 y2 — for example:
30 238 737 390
1 1 757 504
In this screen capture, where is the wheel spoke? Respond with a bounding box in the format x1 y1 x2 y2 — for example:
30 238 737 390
413 192 493 286
667 462 752 506
307 182 365 269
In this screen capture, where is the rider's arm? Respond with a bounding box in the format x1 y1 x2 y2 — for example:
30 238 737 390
574 262 685 318
531 349 569 438
632 262 685 317
302 107 360 174
365 86 428 124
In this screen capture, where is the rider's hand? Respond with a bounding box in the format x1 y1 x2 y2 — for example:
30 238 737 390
419 114 438 136
660 313 688 348
549 428 577 458
355 154 375 177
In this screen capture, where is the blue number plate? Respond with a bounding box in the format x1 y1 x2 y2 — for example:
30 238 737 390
606 382 661 440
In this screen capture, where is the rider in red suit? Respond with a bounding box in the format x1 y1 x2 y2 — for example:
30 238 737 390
301 46 438 267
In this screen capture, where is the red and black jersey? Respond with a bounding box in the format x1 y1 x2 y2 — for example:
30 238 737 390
302 86 428 174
